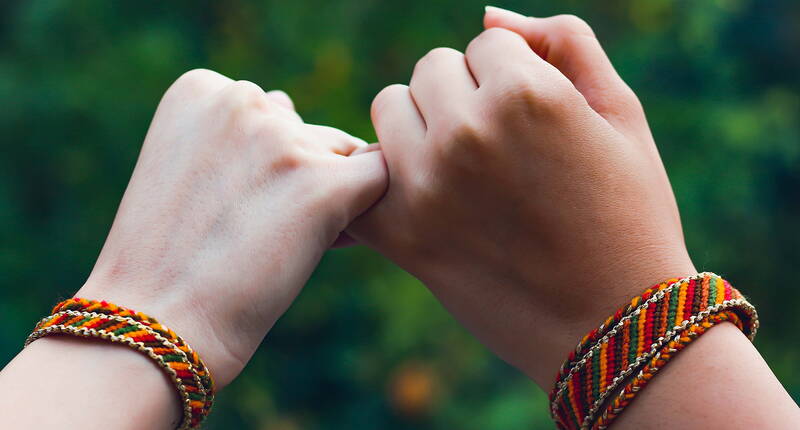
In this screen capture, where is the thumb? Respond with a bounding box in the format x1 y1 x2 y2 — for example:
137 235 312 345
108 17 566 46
483 6 647 139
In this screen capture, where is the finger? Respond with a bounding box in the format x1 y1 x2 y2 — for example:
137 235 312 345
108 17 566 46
306 124 367 156
333 149 389 224
409 48 477 121
465 27 559 87
484 7 646 136
350 143 381 156
371 84 426 161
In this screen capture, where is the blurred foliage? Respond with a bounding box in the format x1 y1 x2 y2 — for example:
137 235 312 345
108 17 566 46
1 0 798 428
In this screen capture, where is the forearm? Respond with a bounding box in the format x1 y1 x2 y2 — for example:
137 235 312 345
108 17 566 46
0 337 180 429
442 263 799 427
425 258 699 389
534 271 800 429
616 322 800 429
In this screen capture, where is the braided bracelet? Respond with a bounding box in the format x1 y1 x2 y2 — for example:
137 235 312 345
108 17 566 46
591 310 743 429
25 298 214 429
549 273 758 430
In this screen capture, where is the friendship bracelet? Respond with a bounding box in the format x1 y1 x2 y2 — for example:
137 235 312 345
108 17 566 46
591 310 743 429
549 273 758 430
51 297 215 409
551 272 711 399
25 299 214 429
550 273 755 412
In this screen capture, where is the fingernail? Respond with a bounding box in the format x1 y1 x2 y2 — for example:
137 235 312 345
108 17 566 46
484 5 526 19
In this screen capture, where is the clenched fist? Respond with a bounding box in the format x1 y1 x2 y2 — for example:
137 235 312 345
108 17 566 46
349 9 695 386
78 69 388 387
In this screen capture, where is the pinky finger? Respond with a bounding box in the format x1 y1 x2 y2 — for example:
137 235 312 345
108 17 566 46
307 124 368 156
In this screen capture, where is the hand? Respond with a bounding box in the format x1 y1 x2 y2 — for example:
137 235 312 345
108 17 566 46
77 69 387 387
348 8 695 386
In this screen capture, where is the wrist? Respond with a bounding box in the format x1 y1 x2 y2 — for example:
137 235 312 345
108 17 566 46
75 275 246 389
538 256 698 385
1 336 180 429
422 250 697 388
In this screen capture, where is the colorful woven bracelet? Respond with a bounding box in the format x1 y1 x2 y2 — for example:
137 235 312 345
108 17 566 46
25 298 215 429
549 273 758 430
591 310 743 430
552 273 710 385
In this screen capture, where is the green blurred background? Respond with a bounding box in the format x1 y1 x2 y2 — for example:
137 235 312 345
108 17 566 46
1 0 798 428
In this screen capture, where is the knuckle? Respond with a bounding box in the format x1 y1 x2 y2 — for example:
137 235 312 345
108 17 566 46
231 79 265 94
439 115 483 149
424 47 462 63
371 84 408 118
467 27 527 59
219 80 271 118
269 145 307 173
414 47 463 76
175 68 218 86
480 26 511 40
478 27 521 45
499 69 539 100
406 170 440 212
229 80 267 105
552 14 594 37
256 116 297 141
432 114 488 173
493 73 579 120
221 105 278 145
621 84 644 110
253 120 310 171
538 76 579 103
167 68 225 96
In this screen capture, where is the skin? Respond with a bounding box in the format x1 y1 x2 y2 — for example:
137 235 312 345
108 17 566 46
0 7 797 430
348 8 695 387
0 69 388 429
350 5 799 428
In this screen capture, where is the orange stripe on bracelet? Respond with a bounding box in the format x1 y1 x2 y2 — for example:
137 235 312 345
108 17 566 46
26 299 215 429
549 273 758 430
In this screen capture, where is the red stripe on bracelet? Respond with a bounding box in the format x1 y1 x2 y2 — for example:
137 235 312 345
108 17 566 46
549 273 758 430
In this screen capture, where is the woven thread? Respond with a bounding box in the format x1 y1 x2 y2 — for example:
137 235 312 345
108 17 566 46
26 298 215 429
549 273 758 430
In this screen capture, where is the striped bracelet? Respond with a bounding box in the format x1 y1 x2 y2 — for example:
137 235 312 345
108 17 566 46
549 273 758 430
25 298 215 429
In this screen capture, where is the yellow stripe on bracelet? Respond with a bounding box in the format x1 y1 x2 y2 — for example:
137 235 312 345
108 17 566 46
25 299 214 429
549 273 758 430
